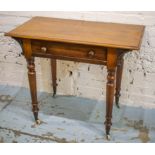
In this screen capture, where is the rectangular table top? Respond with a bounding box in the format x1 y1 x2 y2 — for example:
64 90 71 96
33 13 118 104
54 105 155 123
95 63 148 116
6 16 145 50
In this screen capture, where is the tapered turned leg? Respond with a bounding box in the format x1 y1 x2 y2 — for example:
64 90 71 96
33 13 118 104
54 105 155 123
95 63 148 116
104 48 117 140
105 69 116 139
51 59 57 97
115 55 124 108
27 57 40 124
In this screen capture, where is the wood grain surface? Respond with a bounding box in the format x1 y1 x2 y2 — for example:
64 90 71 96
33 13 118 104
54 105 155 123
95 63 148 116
6 16 145 50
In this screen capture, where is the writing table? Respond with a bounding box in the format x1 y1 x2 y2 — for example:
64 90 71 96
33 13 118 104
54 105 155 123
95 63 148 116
5 17 145 139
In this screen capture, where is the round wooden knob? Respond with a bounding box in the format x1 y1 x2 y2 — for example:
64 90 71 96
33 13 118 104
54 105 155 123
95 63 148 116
41 47 47 53
88 50 95 57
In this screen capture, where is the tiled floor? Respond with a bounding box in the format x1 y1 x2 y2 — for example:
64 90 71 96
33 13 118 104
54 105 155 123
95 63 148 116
0 85 155 143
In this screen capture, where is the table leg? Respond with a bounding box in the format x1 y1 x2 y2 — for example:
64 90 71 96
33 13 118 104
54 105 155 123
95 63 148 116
115 55 124 108
27 57 40 124
105 68 116 139
51 59 57 97
105 48 117 139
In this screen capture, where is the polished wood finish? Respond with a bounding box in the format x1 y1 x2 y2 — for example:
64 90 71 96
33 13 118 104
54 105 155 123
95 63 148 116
31 40 107 65
51 59 57 97
105 48 117 137
6 16 144 50
27 57 39 121
5 16 145 139
23 39 32 59
115 52 124 108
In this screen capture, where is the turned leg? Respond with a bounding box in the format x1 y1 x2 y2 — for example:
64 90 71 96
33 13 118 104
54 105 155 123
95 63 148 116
51 59 57 97
105 69 116 139
115 55 124 108
27 57 40 124
105 48 117 140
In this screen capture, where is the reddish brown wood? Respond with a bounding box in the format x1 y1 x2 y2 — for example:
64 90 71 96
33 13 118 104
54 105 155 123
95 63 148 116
33 52 107 65
51 59 57 97
5 16 145 139
105 48 117 138
22 39 32 59
31 40 107 65
27 57 39 122
115 53 124 108
5 17 145 50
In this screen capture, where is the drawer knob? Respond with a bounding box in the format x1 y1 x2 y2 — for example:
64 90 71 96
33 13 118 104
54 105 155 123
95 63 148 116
88 50 95 57
41 47 47 53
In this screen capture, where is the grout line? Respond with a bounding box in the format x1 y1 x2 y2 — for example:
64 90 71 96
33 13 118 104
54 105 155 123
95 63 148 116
0 101 12 111
0 126 77 143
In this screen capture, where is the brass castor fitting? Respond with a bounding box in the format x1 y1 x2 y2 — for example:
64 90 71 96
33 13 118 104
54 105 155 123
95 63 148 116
106 134 111 140
36 119 41 125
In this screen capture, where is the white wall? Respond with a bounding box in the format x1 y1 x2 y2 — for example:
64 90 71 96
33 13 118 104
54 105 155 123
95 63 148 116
0 11 155 108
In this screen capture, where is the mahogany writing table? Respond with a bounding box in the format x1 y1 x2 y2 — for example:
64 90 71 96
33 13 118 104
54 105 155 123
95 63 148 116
5 17 145 139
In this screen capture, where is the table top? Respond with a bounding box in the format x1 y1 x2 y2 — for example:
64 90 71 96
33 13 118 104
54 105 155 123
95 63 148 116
6 16 145 50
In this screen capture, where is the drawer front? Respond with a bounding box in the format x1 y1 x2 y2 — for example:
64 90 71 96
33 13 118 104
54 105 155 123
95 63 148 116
31 40 107 64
